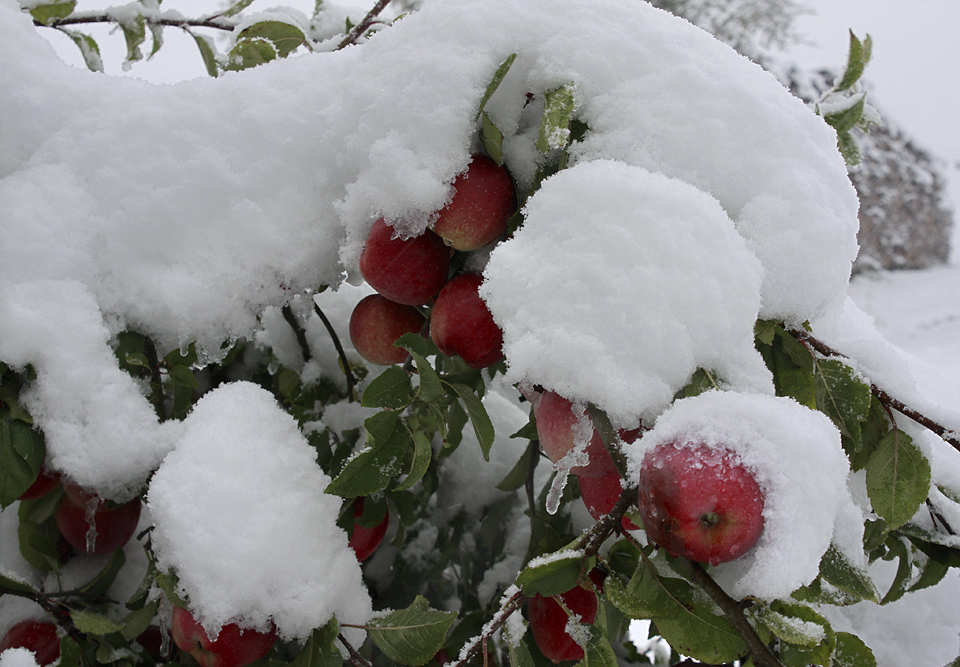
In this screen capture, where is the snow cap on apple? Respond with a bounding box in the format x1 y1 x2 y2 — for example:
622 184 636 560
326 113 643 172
147 382 372 642
626 390 860 600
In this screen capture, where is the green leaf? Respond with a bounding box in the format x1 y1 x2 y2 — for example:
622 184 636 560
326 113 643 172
61 29 104 72
188 31 219 77
575 623 617 667
865 429 930 530
516 551 585 598
536 83 576 154
825 95 866 134
836 31 872 92
167 364 197 389
28 0 76 25
396 426 432 491
225 38 277 71
445 383 495 461
17 495 62 572
0 414 45 507
603 573 673 619
837 130 862 167
79 549 126 598
775 603 835 667
120 599 159 641
819 545 879 603
325 411 410 497
496 440 536 492
755 601 828 648
814 359 871 445
831 631 876 667
236 21 307 58
480 112 504 165
362 366 413 409
155 570 188 609
505 634 535 667
477 53 517 116
58 637 81 667
290 619 342 667
71 609 125 636
400 346 442 404
119 13 146 63
366 596 457 666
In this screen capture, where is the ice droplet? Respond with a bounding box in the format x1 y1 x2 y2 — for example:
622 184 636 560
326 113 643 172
546 465 572 515
84 495 99 554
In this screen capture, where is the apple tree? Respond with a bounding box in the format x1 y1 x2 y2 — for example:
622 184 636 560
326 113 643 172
1 2 959 667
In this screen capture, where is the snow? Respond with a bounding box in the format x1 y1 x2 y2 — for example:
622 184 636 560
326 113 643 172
625 390 857 600
0 648 40 667
146 382 371 640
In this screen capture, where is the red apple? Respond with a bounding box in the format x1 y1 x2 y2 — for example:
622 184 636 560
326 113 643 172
359 219 450 306
171 606 276 667
527 579 600 664
349 294 426 365
17 467 60 501
54 485 142 556
429 273 503 369
0 619 60 666
348 497 389 562
430 155 515 251
577 468 640 531
637 442 765 565
534 392 616 478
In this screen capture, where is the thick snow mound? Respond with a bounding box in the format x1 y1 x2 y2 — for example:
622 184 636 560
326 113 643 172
147 382 371 640
626 391 856 600
482 161 773 425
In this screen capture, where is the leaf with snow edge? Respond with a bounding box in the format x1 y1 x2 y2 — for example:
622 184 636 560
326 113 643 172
477 53 518 117
290 619 342 667
831 632 877 667
814 358 871 447
58 637 81 667
574 623 617 667
0 571 36 595
516 551 588 598
224 37 276 71
776 603 835 667
71 609 125 636
236 21 308 58
187 30 219 77
837 130 862 166
0 414 45 507
168 364 197 389
28 0 75 25
155 570 188 608
865 429 930 530
395 337 442 404
60 29 103 72
825 96 866 135
219 0 256 18
505 634 535 667
366 596 457 666
602 572 673 619
819 545 879 604
118 12 146 63
444 382 494 461
396 426 432 491
326 411 409 496
362 366 413 409
756 326 815 408
536 84 576 154
836 31 872 92
754 601 827 648
480 112 505 165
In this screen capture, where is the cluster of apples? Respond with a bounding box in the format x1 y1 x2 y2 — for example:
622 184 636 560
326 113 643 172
527 389 766 661
350 154 516 369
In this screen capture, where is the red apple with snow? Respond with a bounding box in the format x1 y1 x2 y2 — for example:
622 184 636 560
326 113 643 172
349 294 426 365
171 606 276 667
430 155 515 251
359 218 450 306
534 391 616 478
54 483 142 556
0 619 60 666
637 442 765 565
577 467 640 531
430 273 503 369
527 574 603 664
348 497 389 562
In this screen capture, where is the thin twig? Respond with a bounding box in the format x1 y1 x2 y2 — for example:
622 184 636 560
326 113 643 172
313 303 358 402
337 0 393 50
337 633 374 667
34 14 235 31
451 590 524 667
281 303 313 366
788 327 960 453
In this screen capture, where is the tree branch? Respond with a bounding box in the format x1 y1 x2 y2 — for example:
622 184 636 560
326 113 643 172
34 13 236 31
788 327 960 453
337 632 374 667
313 303 358 402
337 0 394 50
451 589 524 667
